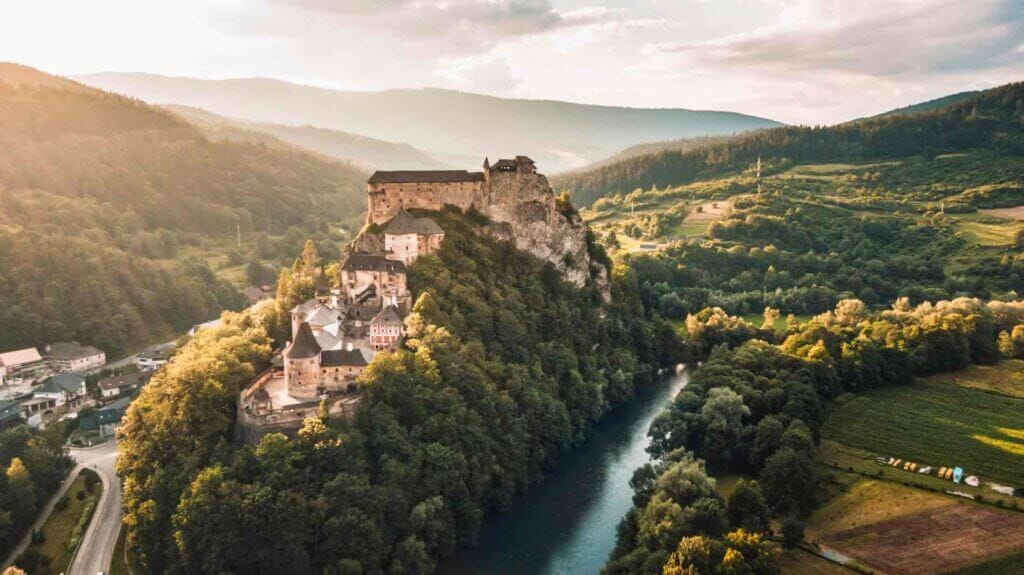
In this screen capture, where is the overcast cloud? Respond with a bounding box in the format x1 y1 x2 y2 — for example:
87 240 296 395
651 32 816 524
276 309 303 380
1 0 1021 124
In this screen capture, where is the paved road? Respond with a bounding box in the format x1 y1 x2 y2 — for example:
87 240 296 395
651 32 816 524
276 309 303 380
68 440 121 575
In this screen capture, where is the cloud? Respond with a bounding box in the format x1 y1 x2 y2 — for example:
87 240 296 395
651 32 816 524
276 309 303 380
654 0 1024 77
435 53 521 95
264 0 611 40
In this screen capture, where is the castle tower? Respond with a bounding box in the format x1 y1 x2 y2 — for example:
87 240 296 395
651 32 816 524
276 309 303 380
285 322 322 399
315 263 332 305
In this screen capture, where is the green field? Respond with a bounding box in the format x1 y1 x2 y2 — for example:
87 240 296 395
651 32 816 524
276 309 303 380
823 377 1024 485
950 213 1021 246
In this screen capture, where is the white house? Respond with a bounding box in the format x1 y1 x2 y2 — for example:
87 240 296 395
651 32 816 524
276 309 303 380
98 372 151 398
43 342 106 373
137 348 172 371
34 373 87 408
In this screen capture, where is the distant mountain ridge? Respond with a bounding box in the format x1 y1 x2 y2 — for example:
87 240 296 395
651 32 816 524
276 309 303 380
553 82 1024 206
76 72 784 173
166 105 449 171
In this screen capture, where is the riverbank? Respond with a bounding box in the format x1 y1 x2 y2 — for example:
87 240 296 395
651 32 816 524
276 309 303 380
439 367 688 574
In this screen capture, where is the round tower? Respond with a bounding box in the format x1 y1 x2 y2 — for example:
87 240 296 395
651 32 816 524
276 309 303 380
285 322 322 400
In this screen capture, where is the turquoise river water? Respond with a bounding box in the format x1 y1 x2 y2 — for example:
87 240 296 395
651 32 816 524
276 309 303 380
438 368 689 575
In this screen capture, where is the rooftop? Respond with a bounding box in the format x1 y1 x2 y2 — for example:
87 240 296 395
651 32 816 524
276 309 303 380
44 342 104 361
322 348 371 367
385 210 444 236
342 252 406 273
37 373 86 394
0 348 43 368
371 305 403 326
286 322 322 359
98 371 152 391
368 170 485 185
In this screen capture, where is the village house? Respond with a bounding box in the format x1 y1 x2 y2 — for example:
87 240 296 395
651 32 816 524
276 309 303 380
43 342 106 373
0 348 47 383
34 373 88 408
79 396 132 438
370 305 404 350
137 348 172 371
99 371 152 398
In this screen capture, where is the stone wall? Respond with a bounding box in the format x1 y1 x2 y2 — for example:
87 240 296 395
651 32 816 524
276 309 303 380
368 181 484 225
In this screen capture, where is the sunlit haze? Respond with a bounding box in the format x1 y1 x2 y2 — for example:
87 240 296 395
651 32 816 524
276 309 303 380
2 0 1022 124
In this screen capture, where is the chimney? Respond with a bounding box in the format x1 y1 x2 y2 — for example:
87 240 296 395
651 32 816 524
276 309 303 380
346 341 354 352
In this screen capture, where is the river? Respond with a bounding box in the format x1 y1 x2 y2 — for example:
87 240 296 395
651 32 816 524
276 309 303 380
438 367 689 575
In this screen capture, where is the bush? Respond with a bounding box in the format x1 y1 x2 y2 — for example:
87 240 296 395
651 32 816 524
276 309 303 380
781 515 805 549
30 529 45 545
54 496 70 512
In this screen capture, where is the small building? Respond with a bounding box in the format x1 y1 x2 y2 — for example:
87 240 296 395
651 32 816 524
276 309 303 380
0 348 47 382
98 372 152 398
340 253 407 306
43 342 106 373
20 397 57 424
370 305 405 350
384 210 445 266
137 348 172 371
34 373 87 408
0 400 25 429
79 396 132 437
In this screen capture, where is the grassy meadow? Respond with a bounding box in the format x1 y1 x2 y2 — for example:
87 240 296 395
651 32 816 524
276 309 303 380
823 375 1024 485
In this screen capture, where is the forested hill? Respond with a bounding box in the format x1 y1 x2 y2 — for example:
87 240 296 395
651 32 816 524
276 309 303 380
77 72 784 173
166 105 448 171
0 63 367 356
555 82 1024 206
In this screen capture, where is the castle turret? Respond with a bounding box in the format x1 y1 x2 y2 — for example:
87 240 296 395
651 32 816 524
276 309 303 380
315 263 331 305
285 322 322 399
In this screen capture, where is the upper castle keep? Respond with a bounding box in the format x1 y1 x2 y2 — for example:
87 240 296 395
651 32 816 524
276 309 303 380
367 156 592 286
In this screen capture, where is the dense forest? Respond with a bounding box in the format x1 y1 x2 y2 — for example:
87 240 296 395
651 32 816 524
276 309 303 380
627 194 1023 319
0 425 72 562
556 82 1024 206
116 209 679 574
0 64 367 355
603 297 1024 574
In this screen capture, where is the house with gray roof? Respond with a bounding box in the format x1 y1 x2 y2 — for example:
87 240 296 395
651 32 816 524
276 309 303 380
34 373 87 407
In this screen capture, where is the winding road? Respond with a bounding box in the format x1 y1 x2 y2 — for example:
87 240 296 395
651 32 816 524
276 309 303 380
68 440 122 575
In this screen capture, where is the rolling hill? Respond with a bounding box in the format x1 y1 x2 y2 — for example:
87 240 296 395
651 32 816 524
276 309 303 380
76 72 784 173
0 63 368 355
166 105 448 171
554 82 1024 206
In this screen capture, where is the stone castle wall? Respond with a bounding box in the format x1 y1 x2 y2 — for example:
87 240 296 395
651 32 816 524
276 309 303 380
368 181 484 225
365 166 592 287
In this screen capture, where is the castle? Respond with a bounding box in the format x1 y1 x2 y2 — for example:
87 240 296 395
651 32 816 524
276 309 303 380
239 156 594 441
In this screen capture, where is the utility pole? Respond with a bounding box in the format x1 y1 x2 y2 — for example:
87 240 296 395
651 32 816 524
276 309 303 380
237 222 242 247
756 155 762 195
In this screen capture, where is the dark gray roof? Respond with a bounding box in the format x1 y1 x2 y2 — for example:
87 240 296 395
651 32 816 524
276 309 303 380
315 266 331 295
344 303 379 322
321 349 368 367
286 322 322 359
385 211 444 236
371 305 403 326
0 400 22 423
98 372 151 391
342 253 406 273
44 342 103 361
368 170 485 185
515 155 535 164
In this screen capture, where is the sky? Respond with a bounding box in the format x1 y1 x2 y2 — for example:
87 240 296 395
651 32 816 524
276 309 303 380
1 0 1022 124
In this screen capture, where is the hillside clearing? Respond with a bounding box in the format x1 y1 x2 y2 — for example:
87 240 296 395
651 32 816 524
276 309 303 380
980 206 1024 220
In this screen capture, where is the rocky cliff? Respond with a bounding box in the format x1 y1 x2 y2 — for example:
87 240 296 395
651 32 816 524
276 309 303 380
484 171 591 287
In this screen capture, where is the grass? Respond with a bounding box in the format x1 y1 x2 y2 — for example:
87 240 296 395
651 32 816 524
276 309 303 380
823 379 1024 485
739 313 813 333
15 470 101 575
950 550 1024 575
927 360 1024 398
819 441 1020 508
777 549 857 574
949 213 1021 246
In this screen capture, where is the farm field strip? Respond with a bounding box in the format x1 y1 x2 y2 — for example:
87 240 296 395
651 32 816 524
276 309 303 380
823 381 1024 485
